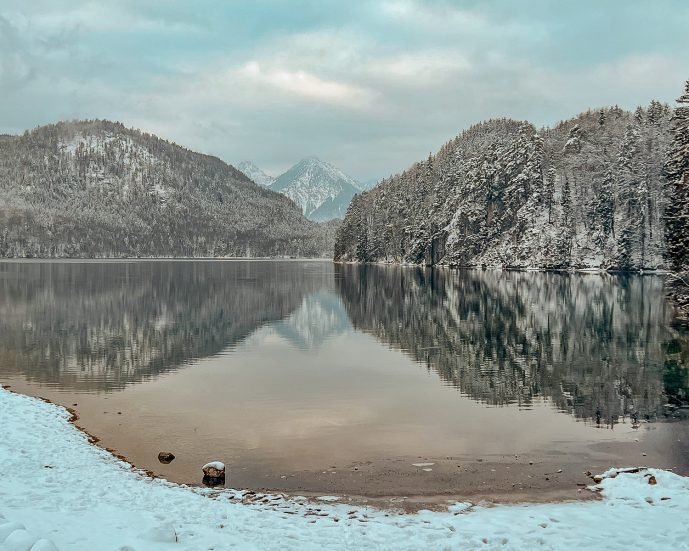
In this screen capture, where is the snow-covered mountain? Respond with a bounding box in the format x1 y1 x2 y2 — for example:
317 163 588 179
237 161 275 187
270 157 360 222
0 120 335 258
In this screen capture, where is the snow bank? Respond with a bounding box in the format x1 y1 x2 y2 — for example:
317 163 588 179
1 386 689 550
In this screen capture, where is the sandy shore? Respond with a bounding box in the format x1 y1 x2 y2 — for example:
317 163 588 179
4 378 688 510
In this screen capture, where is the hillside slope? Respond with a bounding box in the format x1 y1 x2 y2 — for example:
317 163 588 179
335 104 673 270
0 120 333 258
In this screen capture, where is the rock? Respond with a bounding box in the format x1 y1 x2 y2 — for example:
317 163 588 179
157 452 175 464
648 475 657 485
202 461 226 487
592 475 604 483
202 461 225 478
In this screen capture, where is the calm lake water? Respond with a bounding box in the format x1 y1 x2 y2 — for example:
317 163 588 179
1 260 688 500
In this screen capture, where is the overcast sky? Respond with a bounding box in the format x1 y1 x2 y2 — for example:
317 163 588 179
1 0 688 180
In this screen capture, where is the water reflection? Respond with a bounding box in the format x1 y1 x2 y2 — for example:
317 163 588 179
0 260 687 427
335 264 689 425
0 261 332 390
271 291 351 350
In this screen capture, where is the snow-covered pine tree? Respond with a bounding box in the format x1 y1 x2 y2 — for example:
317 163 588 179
616 124 643 269
598 109 606 126
593 166 615 244
556 177 574 266
544 167 556 222
665 78 689 271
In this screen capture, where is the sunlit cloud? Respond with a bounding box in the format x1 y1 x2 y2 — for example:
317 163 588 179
238 61 376 108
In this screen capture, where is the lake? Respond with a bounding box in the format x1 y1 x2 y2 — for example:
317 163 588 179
1 260 688 506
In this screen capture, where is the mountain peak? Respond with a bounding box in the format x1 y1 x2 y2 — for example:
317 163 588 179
271 158 360 222
237 161 275 187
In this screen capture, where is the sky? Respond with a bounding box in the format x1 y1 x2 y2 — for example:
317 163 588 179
1 1 688 181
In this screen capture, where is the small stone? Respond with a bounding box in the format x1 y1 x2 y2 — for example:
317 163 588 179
648 475 657 485
158 452 175 464
593 475 604 483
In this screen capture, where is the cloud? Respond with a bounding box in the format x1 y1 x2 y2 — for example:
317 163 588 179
6 2 198 34
238 61 376 108
0 16 34 92
378 0 490 32
0 0 688 180
370 52 471 85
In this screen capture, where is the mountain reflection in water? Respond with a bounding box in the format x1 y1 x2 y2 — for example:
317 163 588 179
0 260 687 427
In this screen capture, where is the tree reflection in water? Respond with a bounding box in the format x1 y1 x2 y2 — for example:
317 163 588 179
335 264 689 426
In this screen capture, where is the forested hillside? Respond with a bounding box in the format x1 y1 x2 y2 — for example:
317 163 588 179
335 103 674 270
0 120 334 258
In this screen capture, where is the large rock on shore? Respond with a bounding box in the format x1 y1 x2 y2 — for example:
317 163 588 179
202 461 225 478
202 461 226 487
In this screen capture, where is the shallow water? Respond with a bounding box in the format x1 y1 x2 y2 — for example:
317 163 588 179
1 260 688 500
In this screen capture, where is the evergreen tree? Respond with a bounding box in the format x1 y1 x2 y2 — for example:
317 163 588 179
665 78 689 271
556 178 574 265
544 167 556 222
593 167 615 242
598 109 606 126
616 124 643 268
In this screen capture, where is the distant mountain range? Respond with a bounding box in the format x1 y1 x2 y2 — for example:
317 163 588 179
0 120 337 258
238 157 375 222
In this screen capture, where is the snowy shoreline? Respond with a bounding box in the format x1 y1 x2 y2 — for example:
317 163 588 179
2 387 689 550
333 259 673 275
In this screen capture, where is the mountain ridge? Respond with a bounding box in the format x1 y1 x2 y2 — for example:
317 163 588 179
0 119 336 258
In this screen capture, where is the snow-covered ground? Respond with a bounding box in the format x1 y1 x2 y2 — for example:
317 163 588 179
1 386 689 550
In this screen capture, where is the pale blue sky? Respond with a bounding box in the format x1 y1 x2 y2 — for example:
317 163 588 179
1 0 687 179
